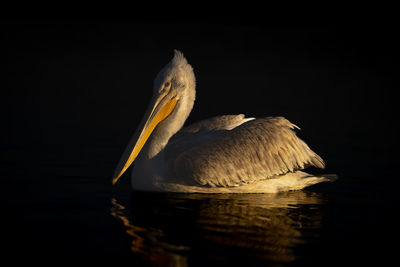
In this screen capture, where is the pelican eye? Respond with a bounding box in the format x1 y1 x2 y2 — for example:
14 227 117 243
164 81 171 90
158 81 172 94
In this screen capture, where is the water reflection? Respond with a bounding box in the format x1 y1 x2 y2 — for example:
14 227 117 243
111 191 325 266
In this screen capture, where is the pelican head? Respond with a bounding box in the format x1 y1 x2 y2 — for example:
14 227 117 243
112 50 196 185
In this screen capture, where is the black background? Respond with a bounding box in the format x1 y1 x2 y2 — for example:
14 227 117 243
2 18 400 264
3 19 398 178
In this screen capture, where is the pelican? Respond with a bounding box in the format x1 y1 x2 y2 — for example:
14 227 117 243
112 50 334 193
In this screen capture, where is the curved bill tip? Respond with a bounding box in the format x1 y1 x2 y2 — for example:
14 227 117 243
112 175 120 186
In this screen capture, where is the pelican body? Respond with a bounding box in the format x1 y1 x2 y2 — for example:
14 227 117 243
113 50 333 193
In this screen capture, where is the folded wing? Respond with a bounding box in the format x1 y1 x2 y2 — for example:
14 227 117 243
169 116 325 187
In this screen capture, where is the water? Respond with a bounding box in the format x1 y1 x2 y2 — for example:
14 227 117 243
3 146 399 265
3 20 399 266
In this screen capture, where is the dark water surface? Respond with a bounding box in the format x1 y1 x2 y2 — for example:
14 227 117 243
3 20 399 266
3 146 399 266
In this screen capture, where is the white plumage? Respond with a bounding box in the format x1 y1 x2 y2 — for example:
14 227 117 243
113 50 335 193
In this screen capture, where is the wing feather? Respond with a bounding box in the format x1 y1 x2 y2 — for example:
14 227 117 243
165 114 254 162
170 116 325 187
